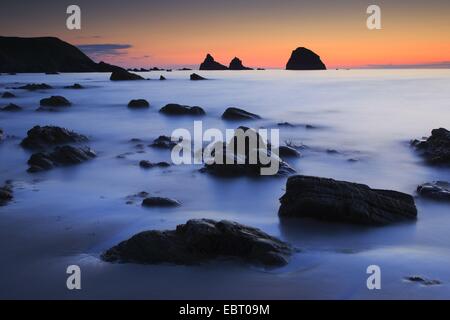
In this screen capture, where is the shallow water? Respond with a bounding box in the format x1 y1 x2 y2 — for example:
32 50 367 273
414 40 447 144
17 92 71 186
0 69 449 299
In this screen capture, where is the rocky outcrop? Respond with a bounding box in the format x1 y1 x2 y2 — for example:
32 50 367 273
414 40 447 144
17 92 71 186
202 127 295 177
199 54 228 70
404 276 441 286
417 181 450 201
142 197 181 207
159 75 166 80
0 128 4 141
278 145 301 158
127 99 149 109
278 175 417 225
64 83 83 89
27 145 96 172
39 96 71 107
190 73 207 80
0 36 123 73
16 83 52 91
150 135 180 149
21 125 87 149
159 103 205 116
0 182 13 206
1 103 22 112
139 160 170 169
229 57 252 70
2 91 15 98
110 70 144 81
102 219 293 267
286 47 326 70
411 128 450 165
221 107 261 120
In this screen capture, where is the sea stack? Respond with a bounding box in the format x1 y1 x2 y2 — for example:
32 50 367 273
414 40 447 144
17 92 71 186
286 47 326 70
199 54 228 70
229 57 252 70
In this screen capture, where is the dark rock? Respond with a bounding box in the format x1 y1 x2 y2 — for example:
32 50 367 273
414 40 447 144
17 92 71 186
411 128 450 164
0 182 13 206
278 145 301 158
101 218 293 267
417 181 450 201
2 91 15 98
203 127 295 177
39 96 71 107
229 57 252 70
159 103 205 116
0 128 3 141
142 196 180 207
128 99 149 109
45 71 59 75
64 83 83 89
110 70 144 81
277 122 295 127
21 125 87 149
0 36 123 73
1 103 22 112
178 68 192 71
151 135 180 149
16 83 52 91
404 276 441 286
159 75 166 80
286 47 326 70
199 54 228 70
139 160 171 169
278 175 417 225
221 107 261 120
27 145 96 172
190 73 207 81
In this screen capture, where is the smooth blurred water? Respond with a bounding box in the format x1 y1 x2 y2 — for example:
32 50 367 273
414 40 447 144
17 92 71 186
0 69 449 299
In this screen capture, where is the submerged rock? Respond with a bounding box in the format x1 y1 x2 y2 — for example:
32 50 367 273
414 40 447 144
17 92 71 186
190 73 207 81
229 57 252 70
2 91 15 98
159 103 205 116
27 145 96 172
139 160 171 169
404 276 441 286
159 75 166 80
64 83 83 89
411 128 450 164
128 99 149 109
142 196 180 207
101 219 293 267
150 135 180 149
21 125 87 149
199 54 228 70
1 103 22 112
202 127 295 177
110 70 144 81
286 47 326 70
278 145 301 158
39 95 71 107
16 83 52 91
279 175 417 225
417 181 450 201
0 182 13 206
221 107 261 120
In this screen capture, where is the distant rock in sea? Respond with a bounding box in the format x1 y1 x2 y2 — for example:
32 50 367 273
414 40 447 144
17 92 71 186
128 99 149 109
229 57 253 70
21 125 88 149
286 47 326 70
141 196 180 207
0 36 124 73
101 218 293 267
16 83 52 91
2 91 16 98
39 96 71 107
278 175 417 225
159 75 166 80
159 103 205 116
1 103 22 112
190 73 207 80
27 145 96 172
199 54 228 70
64 83 83 89
110 69 144 81
221 107 261 120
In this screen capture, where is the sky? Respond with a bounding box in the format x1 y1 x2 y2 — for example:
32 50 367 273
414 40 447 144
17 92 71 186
1 0 449 69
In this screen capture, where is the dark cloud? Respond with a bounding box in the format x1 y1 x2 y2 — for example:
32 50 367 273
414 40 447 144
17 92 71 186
77 44 132 57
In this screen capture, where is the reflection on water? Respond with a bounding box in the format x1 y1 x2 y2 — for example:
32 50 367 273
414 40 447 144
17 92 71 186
0 69 449 298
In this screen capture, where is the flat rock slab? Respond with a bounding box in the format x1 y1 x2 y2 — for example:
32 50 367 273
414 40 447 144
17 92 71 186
27 145 96 172
159 103 205 115
102 219 293 267
279 175 417 225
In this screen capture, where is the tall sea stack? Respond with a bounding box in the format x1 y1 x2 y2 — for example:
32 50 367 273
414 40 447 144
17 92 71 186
229 57 252 70
199 54 228 70
286 47 326 70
